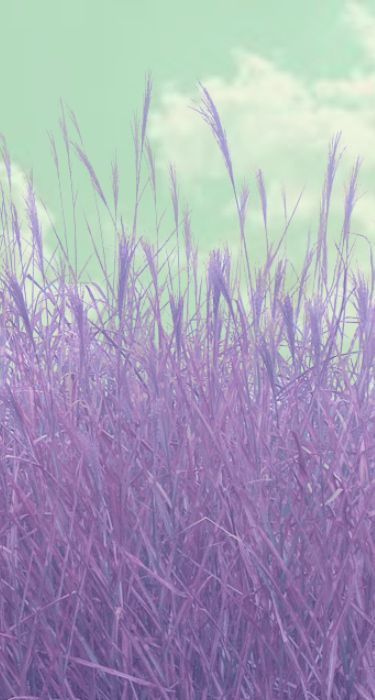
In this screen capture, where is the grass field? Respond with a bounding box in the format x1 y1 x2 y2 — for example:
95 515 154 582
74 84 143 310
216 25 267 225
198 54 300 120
0 76 374 699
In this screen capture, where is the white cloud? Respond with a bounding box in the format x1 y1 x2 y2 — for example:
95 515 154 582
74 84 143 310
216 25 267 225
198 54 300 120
147 1 375 273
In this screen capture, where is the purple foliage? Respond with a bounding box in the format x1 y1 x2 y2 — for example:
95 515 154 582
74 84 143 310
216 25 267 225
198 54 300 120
0 77 374 699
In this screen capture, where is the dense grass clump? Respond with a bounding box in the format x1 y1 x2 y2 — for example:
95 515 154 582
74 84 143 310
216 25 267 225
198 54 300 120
0 76 374 699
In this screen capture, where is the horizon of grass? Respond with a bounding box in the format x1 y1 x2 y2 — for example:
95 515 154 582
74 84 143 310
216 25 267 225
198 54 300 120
0 74 374 699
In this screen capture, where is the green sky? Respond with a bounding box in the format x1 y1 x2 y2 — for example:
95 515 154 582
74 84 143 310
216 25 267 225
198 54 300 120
1 0 374 288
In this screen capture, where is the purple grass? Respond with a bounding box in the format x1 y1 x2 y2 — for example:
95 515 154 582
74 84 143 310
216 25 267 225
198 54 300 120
0 76 374 699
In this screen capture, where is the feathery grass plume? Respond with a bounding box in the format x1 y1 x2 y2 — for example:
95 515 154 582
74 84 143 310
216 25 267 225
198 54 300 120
237 179 250 239
69 107 84 147
131 73 153 242
296 236 314 317
141 239 166 349
169 164 181 292
315 132 345 290
190 83 235 190
282 293 296 363
117 224 134 323
25 172 45 280
258 333 276 396
111 151 119 221
10 201 23 266
182 205 192 267
353 272 375 379
145 137 156 205
72 141 113 221
169 292 184 360
253 268 265 333
354 271 370 333
6 273 37 353
308 298 323 368
256 168 269 255
207 249 223 323
191 83 253 296
48 132 70 266
272 258 286 319
342 157 362 256
140 71 152 155
59 99 79 276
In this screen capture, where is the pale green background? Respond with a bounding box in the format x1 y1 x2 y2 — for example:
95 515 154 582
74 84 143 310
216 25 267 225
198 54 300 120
0 0 374 288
